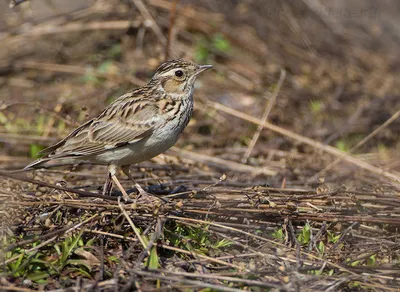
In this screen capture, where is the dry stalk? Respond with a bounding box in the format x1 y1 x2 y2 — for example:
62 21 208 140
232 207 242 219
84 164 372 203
131 0 166 45
210 101 400 184
242 69 286 163
169 147 277 176
164 0 180 60
309 109 400 182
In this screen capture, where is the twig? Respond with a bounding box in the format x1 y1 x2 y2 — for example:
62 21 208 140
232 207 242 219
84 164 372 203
287 220 301 269
13 61 145 86
131 0 167 45
0 287 36 292
86 229 243 270
1 101 74 126
312 222 327 250
210 101 400 184
6 20 140 39
167 215 359 276
5 214 98 264
136 217 165 265
242 69 286 163
130 269 245 292
332 222 359 250
8 230 79 269
6 225 71 252
169 147 277 176
174 252 259 266
318 261 328 277
0 133 57 144
50 279 117 292
98 238 105 282
133 269 283 290
118 198 147 249
282 2 318 58
309 109 400 182
158 243 244 270
301 0 347 39
24 236 58 254
42 103 63 138
165 0 180 60
0 171 118 201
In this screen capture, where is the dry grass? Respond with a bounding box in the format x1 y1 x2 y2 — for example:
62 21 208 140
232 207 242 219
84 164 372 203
1 0 399 291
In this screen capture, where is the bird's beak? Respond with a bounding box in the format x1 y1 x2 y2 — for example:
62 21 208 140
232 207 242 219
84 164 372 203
195 64 213 75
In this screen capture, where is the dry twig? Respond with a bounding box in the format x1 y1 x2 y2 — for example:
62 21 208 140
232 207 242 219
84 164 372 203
131 0 167 45
169 147 277 176
164 0 180 60
242 69 286 163
309 109 400 182
210 101 400 184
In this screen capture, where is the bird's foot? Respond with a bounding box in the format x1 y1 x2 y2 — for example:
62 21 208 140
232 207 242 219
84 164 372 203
134 183 168 204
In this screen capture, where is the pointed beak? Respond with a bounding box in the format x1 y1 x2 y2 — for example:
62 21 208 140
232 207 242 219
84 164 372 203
195 64 213 75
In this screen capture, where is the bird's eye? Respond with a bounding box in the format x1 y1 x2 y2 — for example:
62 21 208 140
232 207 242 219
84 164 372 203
175 70 184 78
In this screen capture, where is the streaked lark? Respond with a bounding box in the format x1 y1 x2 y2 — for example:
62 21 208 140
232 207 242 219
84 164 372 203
25 59 212 201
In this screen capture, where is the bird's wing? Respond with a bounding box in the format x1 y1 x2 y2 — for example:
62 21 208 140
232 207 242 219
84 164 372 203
40 91 162 159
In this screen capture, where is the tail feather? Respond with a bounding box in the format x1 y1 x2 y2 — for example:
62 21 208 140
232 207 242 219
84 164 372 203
24 157 89 170
23 158 52 170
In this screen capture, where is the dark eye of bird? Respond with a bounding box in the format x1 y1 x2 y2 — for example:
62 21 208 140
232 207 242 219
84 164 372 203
175 70 184 77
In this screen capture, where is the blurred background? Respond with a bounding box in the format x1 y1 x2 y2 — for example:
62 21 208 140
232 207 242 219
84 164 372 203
0 0 399 187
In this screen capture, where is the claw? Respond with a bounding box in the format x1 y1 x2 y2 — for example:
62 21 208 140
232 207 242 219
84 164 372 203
122 165 168 203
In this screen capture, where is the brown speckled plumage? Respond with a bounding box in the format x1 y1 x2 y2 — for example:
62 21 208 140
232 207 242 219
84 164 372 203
24 59 212 201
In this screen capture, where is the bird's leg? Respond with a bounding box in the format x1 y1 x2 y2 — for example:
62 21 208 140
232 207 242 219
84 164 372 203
121 165 148 196
121 165 167 203
108 164 131 202
102 172 112 196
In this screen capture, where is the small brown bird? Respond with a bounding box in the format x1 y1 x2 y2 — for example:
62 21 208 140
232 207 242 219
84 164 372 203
25 59 212 200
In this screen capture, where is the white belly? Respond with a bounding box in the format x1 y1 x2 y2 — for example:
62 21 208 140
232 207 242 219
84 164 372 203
93 96 193 166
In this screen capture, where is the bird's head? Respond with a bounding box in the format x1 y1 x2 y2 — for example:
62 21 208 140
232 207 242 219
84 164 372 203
151 59 212 95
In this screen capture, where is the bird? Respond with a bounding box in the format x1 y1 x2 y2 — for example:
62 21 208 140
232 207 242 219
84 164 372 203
24 59 212 201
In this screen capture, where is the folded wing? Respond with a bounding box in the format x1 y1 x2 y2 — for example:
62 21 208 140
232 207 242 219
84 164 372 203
39 96 160 159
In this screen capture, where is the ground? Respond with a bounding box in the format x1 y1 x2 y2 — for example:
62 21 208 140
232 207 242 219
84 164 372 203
0 0 399 291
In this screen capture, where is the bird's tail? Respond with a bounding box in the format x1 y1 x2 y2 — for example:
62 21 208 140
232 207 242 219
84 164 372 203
23 158 52 170
23 157 87 171
0 158 53 175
